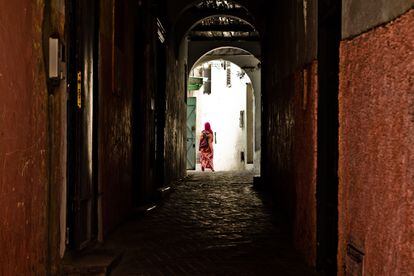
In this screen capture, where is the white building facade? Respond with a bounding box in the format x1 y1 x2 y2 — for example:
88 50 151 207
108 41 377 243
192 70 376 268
188 60 255 171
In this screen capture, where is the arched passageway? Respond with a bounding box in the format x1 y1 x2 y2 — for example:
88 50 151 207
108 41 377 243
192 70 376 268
186 59 259 172
1 0 413 275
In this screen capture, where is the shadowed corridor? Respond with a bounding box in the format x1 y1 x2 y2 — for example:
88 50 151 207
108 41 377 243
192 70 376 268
1 0 413 275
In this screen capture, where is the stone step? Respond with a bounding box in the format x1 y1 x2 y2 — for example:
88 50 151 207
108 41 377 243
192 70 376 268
62 249 123 276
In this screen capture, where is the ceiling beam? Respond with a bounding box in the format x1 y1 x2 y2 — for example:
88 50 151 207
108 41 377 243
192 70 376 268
188 35 260 42
191 24 254 32
190 8 254 26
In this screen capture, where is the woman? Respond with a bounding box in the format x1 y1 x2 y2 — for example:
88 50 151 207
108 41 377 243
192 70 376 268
199 122 214 172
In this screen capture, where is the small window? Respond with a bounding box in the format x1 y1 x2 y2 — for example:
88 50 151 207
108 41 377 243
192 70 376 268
239 110 245 128
203 64 212 94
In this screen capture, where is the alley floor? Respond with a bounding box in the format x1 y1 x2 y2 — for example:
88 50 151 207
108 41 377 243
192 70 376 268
107 171 316 275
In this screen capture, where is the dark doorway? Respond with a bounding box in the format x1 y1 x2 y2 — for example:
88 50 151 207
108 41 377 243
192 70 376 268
132 5 146 207
66 0 99 250
316 0 341 274
132 10 167 206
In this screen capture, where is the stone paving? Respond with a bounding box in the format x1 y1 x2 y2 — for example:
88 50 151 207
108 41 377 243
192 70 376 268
107 171 317 275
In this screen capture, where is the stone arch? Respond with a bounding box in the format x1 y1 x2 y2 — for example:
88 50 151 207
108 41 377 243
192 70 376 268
189 44 260 71
188 46 262 174
173 0 259 52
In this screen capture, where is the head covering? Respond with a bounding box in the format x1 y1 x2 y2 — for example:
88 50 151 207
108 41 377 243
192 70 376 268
204 122 212 133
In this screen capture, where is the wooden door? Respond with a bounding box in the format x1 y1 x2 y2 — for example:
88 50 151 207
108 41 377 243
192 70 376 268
155 21 166 187
186 97 197 170
67 0 98 250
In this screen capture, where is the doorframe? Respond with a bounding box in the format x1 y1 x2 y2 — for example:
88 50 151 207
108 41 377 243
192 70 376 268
65 0 100 251
154 17 167 188
91 0 100 244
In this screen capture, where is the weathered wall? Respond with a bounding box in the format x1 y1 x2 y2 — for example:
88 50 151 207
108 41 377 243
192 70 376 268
261 0 318 266
265 62 319 266
292 61 318 266
99 0 135 236
164 35 187 185
132 1 156 206
338 8 414 275
0 1 49 275
128 0 187 206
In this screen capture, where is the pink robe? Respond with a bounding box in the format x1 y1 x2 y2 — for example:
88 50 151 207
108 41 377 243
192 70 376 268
200 130 214 170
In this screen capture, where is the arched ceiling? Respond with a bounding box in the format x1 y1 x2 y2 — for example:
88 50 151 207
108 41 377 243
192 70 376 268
188 16 258 41
167 0 264 26
172 0 261 48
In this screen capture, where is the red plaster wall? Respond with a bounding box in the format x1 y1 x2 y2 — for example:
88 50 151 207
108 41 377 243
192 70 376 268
260 0 319 265
292 61 318 266
338 9 414 275
265 61 318 266
0 1 49 275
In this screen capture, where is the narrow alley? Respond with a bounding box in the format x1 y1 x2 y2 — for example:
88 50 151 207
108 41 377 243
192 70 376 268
107 172 315 275
1 0 413 275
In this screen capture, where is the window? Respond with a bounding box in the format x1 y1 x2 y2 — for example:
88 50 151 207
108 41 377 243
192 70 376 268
226 61 231 87
203 64 212 94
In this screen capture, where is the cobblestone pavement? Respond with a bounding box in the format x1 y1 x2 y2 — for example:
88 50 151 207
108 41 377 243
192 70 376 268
107 171 317 275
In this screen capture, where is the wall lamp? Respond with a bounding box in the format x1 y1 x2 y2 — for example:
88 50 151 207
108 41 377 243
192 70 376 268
49 35 65 85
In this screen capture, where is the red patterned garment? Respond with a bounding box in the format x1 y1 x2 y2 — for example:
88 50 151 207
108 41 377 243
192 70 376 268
200 123 214 171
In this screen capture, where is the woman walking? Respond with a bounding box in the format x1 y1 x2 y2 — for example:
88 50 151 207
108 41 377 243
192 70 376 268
199 122 214 172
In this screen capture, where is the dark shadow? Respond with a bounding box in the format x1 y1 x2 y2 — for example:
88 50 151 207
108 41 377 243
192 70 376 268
316 0 341 274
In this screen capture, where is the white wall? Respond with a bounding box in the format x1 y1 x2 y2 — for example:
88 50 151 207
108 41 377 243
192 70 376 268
193 54 261 175
189 61 250 171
